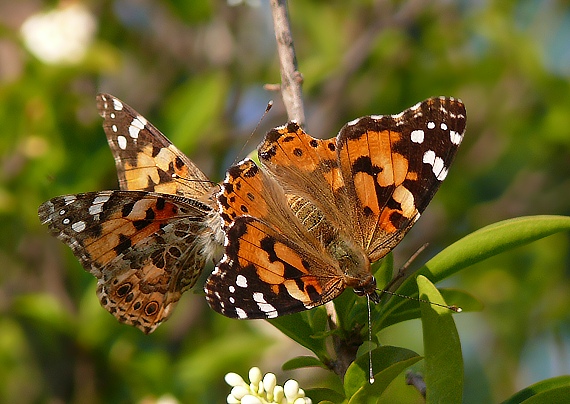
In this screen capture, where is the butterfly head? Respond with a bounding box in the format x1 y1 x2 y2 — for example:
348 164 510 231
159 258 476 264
352 275 380 303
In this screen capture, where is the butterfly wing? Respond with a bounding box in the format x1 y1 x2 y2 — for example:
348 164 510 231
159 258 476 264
97 93 213 199
39 191 219 333
336 97 466 261
205 159 346 319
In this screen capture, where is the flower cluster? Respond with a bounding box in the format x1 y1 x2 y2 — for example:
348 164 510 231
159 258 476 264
225 367 312 404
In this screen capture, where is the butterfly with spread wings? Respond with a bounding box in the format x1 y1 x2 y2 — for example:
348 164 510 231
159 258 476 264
39 94 224 334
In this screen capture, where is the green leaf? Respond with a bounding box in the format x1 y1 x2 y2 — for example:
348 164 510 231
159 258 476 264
418 276 463 404
306 388 346 404
267 313 330 361
373 252 394 288
282 356 328 371
512 387 570 404
500 375 570 404
344 346 421 399
334 289 360 332
381 215 570 322
345 346 421 404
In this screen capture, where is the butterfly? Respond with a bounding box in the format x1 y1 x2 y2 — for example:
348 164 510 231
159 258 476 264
38 93 224 334
204 97 466 319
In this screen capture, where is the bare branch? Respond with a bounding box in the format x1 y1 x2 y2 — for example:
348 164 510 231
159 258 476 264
269 0 306 127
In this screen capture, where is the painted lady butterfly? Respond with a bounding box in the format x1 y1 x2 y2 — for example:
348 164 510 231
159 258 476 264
38 94 224 334
205 97 466 319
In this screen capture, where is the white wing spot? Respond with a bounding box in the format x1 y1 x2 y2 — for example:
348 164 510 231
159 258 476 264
117 135 127 150
110 112 115 119
112 98 123 111
433 157 444 175
229 297 235 304
89 203 104 215
59 209 66 215
410 129 424 144
62 218 70 225
253 292 277 316
427 121 436 130
440 122 448 130
450 130 463 145
111 124 118 133
229 285 235 293
236 274 248 288
437 167 449 181
71 221 86 232
235 307 248 319
423 150 436 165
63 195 77 205
424 150 446 181
347 117 361 126
129 116 146 139
93 194 111 205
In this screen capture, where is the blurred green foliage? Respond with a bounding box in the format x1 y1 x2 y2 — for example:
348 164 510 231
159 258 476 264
2 0 570 402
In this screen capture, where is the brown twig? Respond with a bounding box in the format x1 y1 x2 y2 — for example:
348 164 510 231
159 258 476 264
270 0 363 380
269 0 306 127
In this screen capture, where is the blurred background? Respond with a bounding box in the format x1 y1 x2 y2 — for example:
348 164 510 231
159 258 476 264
1 0 570 402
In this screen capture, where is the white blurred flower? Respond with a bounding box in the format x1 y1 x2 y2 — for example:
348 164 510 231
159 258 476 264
225 367 311 404
20 4 96 65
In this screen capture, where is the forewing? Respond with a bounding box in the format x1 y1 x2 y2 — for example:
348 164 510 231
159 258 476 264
38 191 218 333
97 93 213 199
337 97 466 261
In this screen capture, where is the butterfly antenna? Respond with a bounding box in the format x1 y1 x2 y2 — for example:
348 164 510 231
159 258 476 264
375 288 462 312
367 295 375 384
232 101 274 166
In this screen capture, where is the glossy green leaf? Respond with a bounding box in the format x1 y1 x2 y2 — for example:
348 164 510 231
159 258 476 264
501 375 570 404
512 387 570 404
344 346 421 399
418 276 463 404
306 388 345 404
347 355 422 403
381 215 570 322
282 356 328 371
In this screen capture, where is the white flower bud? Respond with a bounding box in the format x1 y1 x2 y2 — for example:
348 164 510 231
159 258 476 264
226 394 240 404
249 367 263 386
283 379 300 400
230 386 249 399
263 372 277 395
225 372 246 387
241 395 263 404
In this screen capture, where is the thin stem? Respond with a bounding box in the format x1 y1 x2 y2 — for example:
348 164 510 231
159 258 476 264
269 0 306 127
